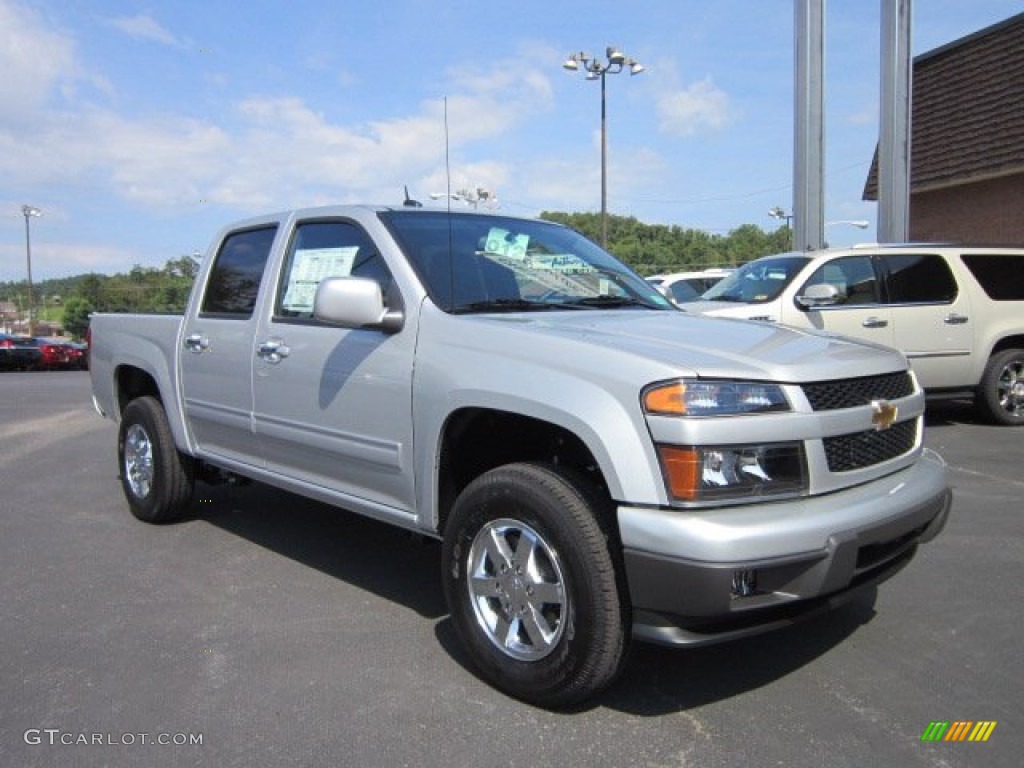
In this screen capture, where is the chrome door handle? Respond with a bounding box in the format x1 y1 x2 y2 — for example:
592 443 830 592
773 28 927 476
861 317 888 328
256 339 290 364
184 333 210 353
944 313 969 325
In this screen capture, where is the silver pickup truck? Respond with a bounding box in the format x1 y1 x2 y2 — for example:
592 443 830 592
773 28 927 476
90 205 951 707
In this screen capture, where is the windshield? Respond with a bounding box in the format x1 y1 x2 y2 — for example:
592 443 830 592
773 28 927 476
380 211 673 314
700 254 811 304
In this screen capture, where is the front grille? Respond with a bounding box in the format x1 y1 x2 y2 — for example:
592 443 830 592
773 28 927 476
823 419 917 472
802 372 914 411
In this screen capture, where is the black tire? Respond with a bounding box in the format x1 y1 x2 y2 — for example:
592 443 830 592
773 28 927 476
117 396 195 522
441 462 629 708
977 349 1024 426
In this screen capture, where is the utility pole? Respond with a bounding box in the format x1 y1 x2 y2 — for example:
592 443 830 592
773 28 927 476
878 0 913 242
793 0 826 252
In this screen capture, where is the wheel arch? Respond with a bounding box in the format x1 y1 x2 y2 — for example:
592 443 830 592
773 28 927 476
113 364 191 453
434 407 614 537
989 334 1024 357
115 364 162 413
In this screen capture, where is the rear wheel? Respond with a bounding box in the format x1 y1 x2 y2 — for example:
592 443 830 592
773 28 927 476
977 349 1024 425
442 462 628 708
118 396 195 522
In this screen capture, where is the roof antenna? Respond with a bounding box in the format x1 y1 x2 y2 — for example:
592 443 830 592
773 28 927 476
403 185 422 207
443 96 455 311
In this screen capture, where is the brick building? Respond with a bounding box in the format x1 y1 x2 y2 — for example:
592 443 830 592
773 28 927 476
863 12 1024 244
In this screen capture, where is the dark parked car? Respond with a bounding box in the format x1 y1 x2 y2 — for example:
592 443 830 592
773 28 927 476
0 334 42 371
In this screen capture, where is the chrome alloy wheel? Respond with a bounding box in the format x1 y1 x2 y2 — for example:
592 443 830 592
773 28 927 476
123 423 155 499
466 518 567 661
997 358 1024 417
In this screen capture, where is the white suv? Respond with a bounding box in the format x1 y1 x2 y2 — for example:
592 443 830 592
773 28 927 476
690 245 1024 425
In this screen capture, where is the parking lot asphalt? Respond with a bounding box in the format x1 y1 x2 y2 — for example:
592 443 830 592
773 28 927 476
1 372 1021 767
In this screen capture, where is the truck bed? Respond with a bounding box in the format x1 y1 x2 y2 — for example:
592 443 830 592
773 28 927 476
89 313 188 446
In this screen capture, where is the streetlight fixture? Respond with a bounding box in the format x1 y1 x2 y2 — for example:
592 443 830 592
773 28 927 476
429 187 499 209
563 46 644 247
21 204 42 336
822 219 871 247
768 206 794 227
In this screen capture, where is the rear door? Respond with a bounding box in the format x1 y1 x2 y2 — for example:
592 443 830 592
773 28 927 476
782 254 896 349
180 223 279 466
882 252 972 388
251 217 417 518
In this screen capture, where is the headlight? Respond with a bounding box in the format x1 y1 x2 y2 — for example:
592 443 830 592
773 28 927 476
643 379 790 417
656 442 807 502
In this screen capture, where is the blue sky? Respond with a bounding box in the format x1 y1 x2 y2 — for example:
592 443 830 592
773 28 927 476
1 0 1020 281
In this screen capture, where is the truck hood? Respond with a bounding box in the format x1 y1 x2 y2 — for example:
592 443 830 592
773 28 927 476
681 300 777 320
462 309 905 383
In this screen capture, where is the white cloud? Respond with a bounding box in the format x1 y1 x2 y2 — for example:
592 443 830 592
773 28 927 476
443 47 556 141
522 146 666 216
0 0 559 217
0 240 138 279
0 40 557 212
106 13 188 49
846 104 877 126
0 0 77 119
656 76 734 136
0 8 560 277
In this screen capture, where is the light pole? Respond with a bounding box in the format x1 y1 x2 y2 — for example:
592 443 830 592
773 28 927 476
563 46 644 247
21 204 42 336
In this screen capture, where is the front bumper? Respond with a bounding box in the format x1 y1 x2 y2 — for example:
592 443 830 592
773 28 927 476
618 449 951 646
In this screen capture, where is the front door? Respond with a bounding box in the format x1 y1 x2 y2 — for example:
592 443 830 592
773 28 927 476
251 218 417 518
783 254 896 349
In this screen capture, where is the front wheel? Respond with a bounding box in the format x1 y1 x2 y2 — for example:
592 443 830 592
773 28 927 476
977 349 1024 425
118 396 195 522
441 462 628 708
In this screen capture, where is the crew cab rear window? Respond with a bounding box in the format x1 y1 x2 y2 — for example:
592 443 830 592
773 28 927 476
883 253 957 304
960 254 1024 300
201 226 278 317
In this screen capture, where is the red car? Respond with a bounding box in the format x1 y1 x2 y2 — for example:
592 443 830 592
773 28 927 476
26 338 74 370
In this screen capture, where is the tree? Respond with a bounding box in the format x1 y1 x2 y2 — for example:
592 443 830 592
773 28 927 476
62 296 94 339
163 255 200 279
538 211 787 274
77 274 106 310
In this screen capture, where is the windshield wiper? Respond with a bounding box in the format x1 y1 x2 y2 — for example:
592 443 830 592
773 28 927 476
452 298 568 314
565 295 661 309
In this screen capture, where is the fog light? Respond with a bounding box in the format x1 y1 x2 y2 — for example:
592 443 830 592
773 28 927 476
731 569 758 598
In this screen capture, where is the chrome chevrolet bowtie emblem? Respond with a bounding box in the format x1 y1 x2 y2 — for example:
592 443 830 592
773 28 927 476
871 399 898 431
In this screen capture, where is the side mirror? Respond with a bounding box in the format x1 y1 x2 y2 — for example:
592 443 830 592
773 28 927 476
313 277 404 333
796 283 841 310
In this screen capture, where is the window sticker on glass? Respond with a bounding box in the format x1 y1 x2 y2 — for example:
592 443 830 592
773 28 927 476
484 228 530 260
282 246 358 312
532 254 594 274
